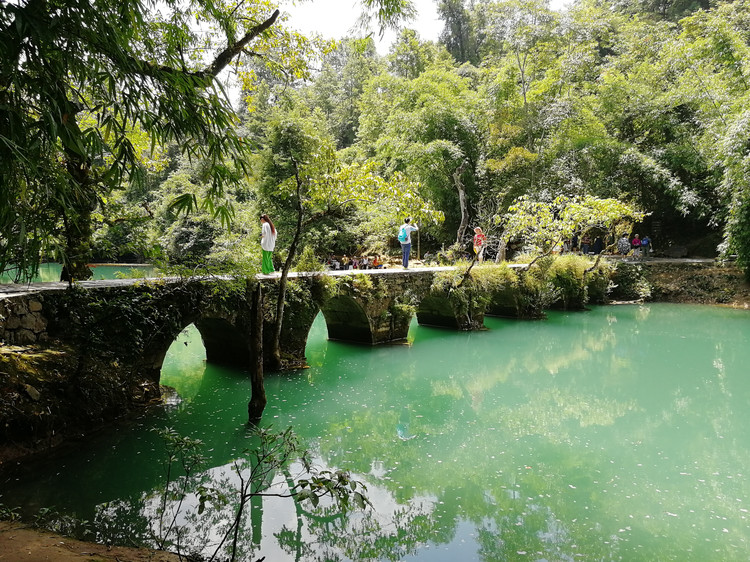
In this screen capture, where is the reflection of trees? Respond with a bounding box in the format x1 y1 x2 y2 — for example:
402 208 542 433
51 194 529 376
304 305 750 560
276 496 439 562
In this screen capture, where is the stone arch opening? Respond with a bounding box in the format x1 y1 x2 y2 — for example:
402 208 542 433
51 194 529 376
160 324 207 401
319 295 374 344
194 316 253 369
302 312 329 365
416 295 460 329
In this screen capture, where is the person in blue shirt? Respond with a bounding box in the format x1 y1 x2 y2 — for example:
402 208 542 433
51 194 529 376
640 235 651 260
398 218 419 269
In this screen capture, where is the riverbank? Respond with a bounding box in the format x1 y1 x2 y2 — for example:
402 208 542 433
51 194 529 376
607 258 750 307
0 521 179 561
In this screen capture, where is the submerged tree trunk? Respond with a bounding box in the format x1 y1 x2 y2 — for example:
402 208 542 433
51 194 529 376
248 281 266 421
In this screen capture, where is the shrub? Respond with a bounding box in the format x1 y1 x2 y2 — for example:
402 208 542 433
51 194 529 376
585 260 616 304
547 254 590 309
610 262 652 301
516 267 559 319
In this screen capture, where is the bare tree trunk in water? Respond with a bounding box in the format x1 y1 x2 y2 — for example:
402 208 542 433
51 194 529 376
270 158 304 371
248 281 266 421
453 161 469 247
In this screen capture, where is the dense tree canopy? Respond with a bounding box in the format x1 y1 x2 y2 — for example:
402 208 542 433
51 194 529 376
4 0 750 278
0 0 414 280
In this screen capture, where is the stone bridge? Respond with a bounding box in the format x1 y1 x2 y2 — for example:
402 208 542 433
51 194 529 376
4 259 726 386
0 268 505 384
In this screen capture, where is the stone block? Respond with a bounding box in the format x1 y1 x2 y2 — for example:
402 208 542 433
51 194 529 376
15 328 37 344
20 312 46 333
11 301 29 315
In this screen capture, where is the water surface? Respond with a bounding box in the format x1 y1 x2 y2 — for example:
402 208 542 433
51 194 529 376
2 303 750 561
0 263 156 283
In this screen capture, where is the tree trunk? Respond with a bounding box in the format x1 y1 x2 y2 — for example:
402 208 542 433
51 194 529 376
60 203 94 282
453 161 469 247
60 109 95 282
270 160 305 371
248 281 266 421
495 239 506 263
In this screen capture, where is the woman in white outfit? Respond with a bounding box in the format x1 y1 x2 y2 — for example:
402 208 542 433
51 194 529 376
260 214 277 274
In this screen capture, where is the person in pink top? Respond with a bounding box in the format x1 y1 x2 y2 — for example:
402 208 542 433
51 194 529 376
473 227 487 262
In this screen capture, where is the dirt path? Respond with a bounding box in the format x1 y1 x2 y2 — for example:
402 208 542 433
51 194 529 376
0 521 179 561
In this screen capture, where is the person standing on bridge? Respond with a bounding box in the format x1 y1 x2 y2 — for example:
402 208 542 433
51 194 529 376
398 218 419 269
473 227 487 263
260 214 277 275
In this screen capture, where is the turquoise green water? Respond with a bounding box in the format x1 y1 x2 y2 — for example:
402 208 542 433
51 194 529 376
0 263 156 283
2 303 750 560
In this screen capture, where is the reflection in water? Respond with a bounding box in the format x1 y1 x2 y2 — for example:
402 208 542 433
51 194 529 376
2 304 750 560
397 406 417 441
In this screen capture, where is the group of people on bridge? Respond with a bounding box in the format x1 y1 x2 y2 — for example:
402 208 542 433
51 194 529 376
326 255 385 270
260 212 655 276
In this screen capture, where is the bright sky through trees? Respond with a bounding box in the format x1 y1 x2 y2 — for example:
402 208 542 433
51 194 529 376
286 0 569 53
286 0 441 53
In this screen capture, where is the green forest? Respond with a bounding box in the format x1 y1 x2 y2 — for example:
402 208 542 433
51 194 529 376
3 0 750 281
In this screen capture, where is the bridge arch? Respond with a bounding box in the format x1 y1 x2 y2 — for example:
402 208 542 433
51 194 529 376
195 316 253 368
138 304 255 383
416 294 461 329
319 295 374 344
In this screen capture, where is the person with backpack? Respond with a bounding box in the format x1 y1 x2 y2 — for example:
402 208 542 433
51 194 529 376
398 218 419 269
640 235 651 260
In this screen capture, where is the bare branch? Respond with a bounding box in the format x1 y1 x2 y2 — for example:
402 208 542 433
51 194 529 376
203 10 280 79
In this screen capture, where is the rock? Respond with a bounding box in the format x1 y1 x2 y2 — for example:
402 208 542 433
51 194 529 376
10 301 29 315
15 328 38 344
24 383 41 401
20 313 46 332
663 246 687 258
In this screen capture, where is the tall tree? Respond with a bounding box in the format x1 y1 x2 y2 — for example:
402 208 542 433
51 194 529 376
437 0 478 64
358 66 483 245
388 28 443 79
256 107 442 371
308 38 383 148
